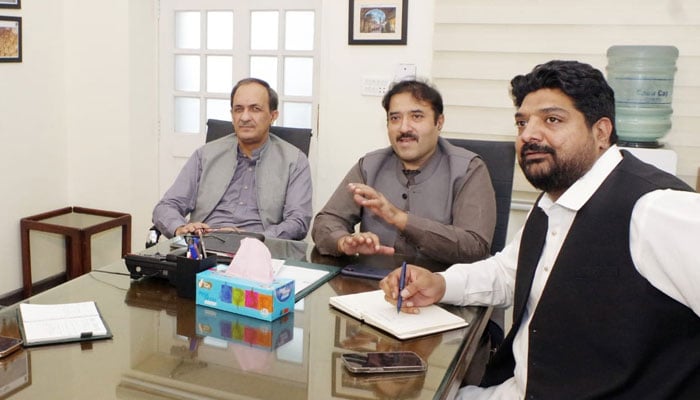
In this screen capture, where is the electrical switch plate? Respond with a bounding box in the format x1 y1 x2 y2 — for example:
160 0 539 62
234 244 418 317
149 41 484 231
361 77 391 97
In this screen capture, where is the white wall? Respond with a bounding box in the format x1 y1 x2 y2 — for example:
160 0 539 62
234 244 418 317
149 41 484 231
0 1 69 294
0 0 159 296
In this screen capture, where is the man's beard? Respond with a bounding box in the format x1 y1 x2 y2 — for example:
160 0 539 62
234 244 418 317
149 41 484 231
518 142 596 194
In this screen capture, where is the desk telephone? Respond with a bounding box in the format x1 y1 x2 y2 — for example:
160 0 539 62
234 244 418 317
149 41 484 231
124 249 185 283
124 231 264 282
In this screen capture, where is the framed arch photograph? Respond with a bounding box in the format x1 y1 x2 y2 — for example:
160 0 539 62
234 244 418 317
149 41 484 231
348 0 408 45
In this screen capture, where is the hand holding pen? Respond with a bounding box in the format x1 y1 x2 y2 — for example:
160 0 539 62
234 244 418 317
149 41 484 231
379 263 448 314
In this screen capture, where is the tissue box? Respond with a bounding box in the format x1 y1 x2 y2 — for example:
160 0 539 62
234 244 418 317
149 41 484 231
195 305 294 350
195 266 294 321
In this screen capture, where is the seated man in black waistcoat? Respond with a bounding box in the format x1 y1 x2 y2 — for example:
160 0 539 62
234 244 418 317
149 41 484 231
380 60 700 399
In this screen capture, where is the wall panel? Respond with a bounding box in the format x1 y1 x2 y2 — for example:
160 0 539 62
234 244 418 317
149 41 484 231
435 0 700 26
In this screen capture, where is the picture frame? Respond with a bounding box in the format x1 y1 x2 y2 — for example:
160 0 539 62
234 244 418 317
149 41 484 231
0 0 20 9
348 0 408 45
0 16 21 62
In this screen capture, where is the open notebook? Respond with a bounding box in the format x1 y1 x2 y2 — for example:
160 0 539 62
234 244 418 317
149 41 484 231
329 290 468 340
18 301 112 347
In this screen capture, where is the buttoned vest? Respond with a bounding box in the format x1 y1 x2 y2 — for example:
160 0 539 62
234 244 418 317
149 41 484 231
482 151 700 399
191 133 301 229
358 137 476 256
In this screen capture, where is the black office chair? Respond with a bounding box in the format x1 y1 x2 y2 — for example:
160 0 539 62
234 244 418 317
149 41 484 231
446 138 515 255
446 138 515 351
205 118 312 156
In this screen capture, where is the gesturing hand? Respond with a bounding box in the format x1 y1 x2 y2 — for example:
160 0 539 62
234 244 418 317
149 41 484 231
337 232 395 256
348 183 408 230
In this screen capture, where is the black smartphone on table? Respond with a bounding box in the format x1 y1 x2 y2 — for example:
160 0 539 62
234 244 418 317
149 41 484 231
340 264 391 280
341 351 426 373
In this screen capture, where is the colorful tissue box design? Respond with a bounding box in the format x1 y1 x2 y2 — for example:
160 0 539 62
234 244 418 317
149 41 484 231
195 305 294 350
195 265 294 321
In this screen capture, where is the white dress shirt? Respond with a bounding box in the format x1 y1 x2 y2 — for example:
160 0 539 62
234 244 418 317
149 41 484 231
439 145 700 399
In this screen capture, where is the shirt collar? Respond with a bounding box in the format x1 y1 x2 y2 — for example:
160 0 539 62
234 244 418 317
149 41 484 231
394 141 444 186
539 145 622 212
237 137 268 161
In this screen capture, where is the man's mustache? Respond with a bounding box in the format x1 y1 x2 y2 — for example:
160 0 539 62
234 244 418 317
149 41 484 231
520 142 555 158
398 133 419 141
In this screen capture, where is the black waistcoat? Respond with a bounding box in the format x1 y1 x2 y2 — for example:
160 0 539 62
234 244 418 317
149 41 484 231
481 151 700 399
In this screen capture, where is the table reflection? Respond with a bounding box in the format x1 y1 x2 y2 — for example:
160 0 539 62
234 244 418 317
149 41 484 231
0 235 489 399
328 305 470 400
120 276 311 399
0 311 30 399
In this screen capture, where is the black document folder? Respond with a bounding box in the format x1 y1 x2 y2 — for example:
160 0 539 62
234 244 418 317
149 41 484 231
199 231 265 255
18 301 113 347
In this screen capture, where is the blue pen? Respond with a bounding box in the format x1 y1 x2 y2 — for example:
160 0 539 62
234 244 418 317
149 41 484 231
189 238 200 260
397 261 407 314
193 237 202 260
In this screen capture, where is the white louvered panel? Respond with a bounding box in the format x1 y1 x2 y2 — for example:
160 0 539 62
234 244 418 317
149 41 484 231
434 0 700 26
666 123 700 147
433 52 608 81
675 58 700 87
434 24 700 56
674 147 700 179
442 106 514 137
438 79 512 108
672 86 700 116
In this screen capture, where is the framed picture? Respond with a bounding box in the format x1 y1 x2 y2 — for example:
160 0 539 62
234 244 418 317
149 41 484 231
0 0 20 9
0 16 21 62
348 0 408 45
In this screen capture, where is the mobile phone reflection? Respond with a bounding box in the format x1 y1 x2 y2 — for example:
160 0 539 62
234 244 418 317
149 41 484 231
335 313 441 399
344 370 426 399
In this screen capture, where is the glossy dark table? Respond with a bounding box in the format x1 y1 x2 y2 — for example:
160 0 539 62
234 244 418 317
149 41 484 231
0 238 490 400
